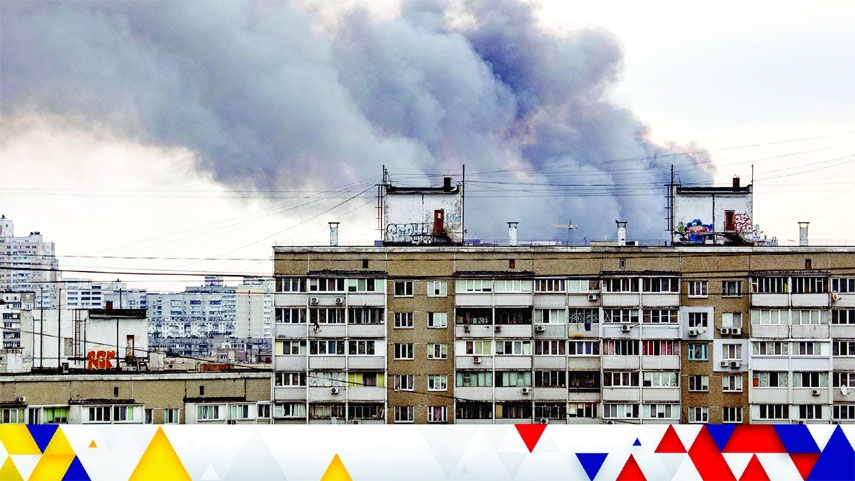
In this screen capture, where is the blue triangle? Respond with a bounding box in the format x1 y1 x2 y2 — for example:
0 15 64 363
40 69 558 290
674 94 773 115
632 438 642 447
774 424 820 453
807 425 855 481
706 424 737 452
62 455 91 481
576 453 608 481
27 424 59 453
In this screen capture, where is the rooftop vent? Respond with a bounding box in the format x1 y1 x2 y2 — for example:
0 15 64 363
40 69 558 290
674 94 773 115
329 222 340 247
508 222 519 246
798 222 809 247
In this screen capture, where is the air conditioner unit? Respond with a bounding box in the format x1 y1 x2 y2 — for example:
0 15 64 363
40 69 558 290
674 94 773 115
310 297 319 305
495 325 502 333
588 294 598 301
812 389 821 396
720 361 729 367
352 419 361 424
335 297 343 305
535 325 546 333
720 328 731 335
621 325 631 333
473 356 481 364
463 325 471 333
730 361 741 369
521 387 531 395
688 328 698 337
227 419 237 425
15 396 26 403
539 417 549 425
330 387 340 395
731 328 742 336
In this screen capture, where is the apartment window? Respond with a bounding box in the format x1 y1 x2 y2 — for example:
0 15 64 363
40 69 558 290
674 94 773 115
568 279 599 292
798 404 823 420
348 307 384 325
494 279 532 293
309 404 345 420
792 310 825 325
535 279 565 292
721 312 743 329
276 307 306 324
753 341 789 356
688 375 709 392
1 408 23 424
647 404 679 420
832 278 855 293
456 308 492 325
687 280 708 298
832 309 855 325
41 407 68 424
348 340 376 356
643 309 678 324
791 277 828 294
642 340 676 356
535 340 565 356
164 408 180 424
754 372 788 388
275 372 307 387
534 308 566 324
793 372 828 388
196 405 221 421
427 280 447 297
604 308 639 323
723 407 743 423
751 277 788 293
605 340 639 356
833 372 855 387
277 340 306 355
229 404 251 420
535 402 567 419
393 312 414 328
568 371 600 390
568 308 599 324
457 279 492 293
688 312 708 328
308 278 345 292
464 340 492 355
393 406 414 423
603 371 639 387
722 344 742 361
427 344 448 359
751 309 788 325
496 340 531 356
428 375 448 391
309 340 345 355
393 281 414 297
833 404 855 420
603 403 639 419
348 404 382 420
393 375 414 391
456 371 493 387
722 281 742 297
276 277 305 292
722 375 743 392
603 278 638 292
833 341 855 356
687 343 708 361
642 277 679 293
456 402 493 420
346 278 383 292
309 308 344 324
796 341 823 356
348 372 382 388
427 312 447 328
274 403 306 419
307 371 346 387
495 371 532 387
427 406 448 423
568 403 598 418
393 343 414 360
535 370 566 388
568 340 599 356
497 308 531 324
757 404 789 420
643 372 678 387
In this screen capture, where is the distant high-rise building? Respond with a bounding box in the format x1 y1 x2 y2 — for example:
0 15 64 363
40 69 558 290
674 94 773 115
0 215 60 308
146 276 237 338
235 278 274 339
63 279 147 310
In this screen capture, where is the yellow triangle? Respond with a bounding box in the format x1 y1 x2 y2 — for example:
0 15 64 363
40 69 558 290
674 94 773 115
319 454 352 481
43 428 75 456
0 456 24 481
0 425 41 455
28 454 75 481
88 440 97 449
128 427 191 481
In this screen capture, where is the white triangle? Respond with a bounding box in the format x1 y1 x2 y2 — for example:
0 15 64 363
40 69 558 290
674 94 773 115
806 425 836 451
9 455 41 480
722 452 753 479
421 425 479 477
672 425 703 451
498 451 527 479
657 453 687 480
452 429 512 480
496 427 522 452
668 454 704 481
757 453 803 481
200 464 220 481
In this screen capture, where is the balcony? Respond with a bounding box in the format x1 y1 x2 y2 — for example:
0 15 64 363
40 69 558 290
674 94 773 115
274 386 306 401
533 356 566 370
640 387 680 403
641 356 680 370
751 387 788 404
602 293 640 307
308 325 346 338
533 387 569 401
308 356 346 370
274 293 306 306
602 324 640 339
532 324 565 338
455 292 493 307
640 293 680 307
493 293 533 306
347 356 385 370
534 294 567 307
567 391 601 403
833 358 855 370
494 356 532 370
344 292 385 306
494 324 532 338
455 324 493 338
567 357 601 370
793 388 828 404
347 386 386 402
274 355 306 371
602 355 640 370
751 294 788 307
454 387 493 401
308 387 345 402
640 325 681 339
602 387 640 402
792 293 829 308
275 324 307 338
751 325 790 339
791 325 830 339
495 387 531 401
568 323 600 339
456 355 493 369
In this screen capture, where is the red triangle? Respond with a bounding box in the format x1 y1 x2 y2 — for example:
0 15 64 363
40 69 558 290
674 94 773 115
789 453 820 481
655 425 687 453
514 424 547 453
739 454 771 481
723 425 786 453
616 454 647 481
688 426 737 481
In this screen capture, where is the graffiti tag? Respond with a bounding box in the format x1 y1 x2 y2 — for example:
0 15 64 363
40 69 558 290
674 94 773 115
87 350 116 370
385 223 428 243
733 213 752 233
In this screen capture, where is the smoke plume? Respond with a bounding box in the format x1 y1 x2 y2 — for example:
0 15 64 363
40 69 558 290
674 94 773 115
0 0 713 242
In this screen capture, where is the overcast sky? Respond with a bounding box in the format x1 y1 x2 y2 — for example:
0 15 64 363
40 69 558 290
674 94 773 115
1 0 854 291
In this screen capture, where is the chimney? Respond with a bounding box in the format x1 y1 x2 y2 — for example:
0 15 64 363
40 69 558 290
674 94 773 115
733 176 740 190
329 222 340 247
798 222 809 246
443 177 452 191
507 222 519 247
616 221 627 247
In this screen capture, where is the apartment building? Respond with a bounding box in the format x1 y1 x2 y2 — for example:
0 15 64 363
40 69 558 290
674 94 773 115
0 215 60 309
146 276 237 338
63 279 148 310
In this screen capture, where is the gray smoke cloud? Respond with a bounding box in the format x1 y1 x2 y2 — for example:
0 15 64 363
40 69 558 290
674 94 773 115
0 0 713 242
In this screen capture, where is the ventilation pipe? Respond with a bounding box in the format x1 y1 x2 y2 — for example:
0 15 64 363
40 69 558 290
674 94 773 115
733 176 740 190
616 221 627 247
508 222 519 247
798 222 809 247
329 222 340 247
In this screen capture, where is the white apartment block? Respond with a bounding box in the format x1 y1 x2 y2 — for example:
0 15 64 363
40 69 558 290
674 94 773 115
63 279 147 310
146 276 237 338
0 215 60 309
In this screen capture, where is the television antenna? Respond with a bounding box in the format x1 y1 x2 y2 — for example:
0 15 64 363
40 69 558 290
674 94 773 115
550 221 579 245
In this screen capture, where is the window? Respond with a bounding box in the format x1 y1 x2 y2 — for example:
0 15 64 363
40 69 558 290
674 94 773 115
687 280 708 297
276 277 305 292
603 371 639 387
604 309 639 323
196 405 221 421
276 308 306 324
535 279 565 292
751 276 788 293
834 341 855 357
496 340 531 356
535 402 567 419
427 281 447 297
722 281 742 297
753 341 788 356
723 407 743 423
754 372 788 387
494 280 532 293
393 281 413 297
456 279 492 292
793 372 828 388
534 370 566 388
722 343 742 361
348 404 382 420
687 343 708 361
427 344 448 359
346 278 383 292
688 375 709 392
832 278 855 293
456 308 492 325
427 312 447 328
496 308 531 324
796 341 823 356
757 404 789 420
647 404 679 420
464 340 492 355
535 340 565 356
428 375 448 391
791 277 828 294
688 312 708 328
495 371 532 387
603 278 638 292
229 404 251 420
722 375 743 392
603 403 639 419
833 404 855 420
348 340 376 356
568 279 599 292
832 309 855 325
309 404 346 420
427 406 448 423
394 343 414 360
394 406 414 423
833 372 855 388
456 402 493 420
568 308 599 324
642 277 679 293
534 308 566 324
721 312 742 329
792 310 825 325
41 407 68 424
568 371 600 390
798 404 823 420
642 340 676 356
751 309 788 325
456 371 493 387
308 278 345 292
348 307 384 324
309 340 345 355
643 372 678 387
605 340 639 356
164 408 180 424
393 312 414 328
568 403 598 418
308 372 346 387
394 375 414 391
275 372 307 386
275 403 306 419
643 309 678 324
309 308 344 324
568 341 599 356
1 408 23 424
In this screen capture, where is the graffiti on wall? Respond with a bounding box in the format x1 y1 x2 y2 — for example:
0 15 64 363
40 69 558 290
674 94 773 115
676 219 713 243
87 350 116 370
385 223 429 244
734 212 752 232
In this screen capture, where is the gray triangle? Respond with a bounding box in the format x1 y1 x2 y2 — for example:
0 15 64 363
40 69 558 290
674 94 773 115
200 464 220 481
222 428 287 481
498 451 527 479
421 426 478 477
